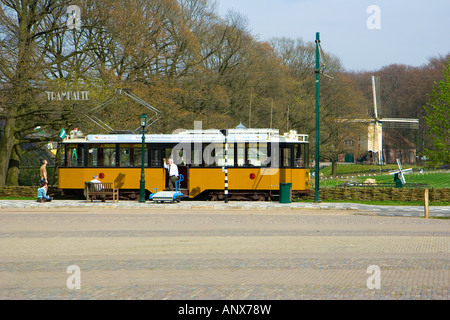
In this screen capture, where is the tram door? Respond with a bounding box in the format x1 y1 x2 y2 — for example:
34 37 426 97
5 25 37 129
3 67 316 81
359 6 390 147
164 147 188 191
280 145 293 183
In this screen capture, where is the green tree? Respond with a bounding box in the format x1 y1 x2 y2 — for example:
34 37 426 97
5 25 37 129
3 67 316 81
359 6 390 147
0 0 72 186
423 58 450 167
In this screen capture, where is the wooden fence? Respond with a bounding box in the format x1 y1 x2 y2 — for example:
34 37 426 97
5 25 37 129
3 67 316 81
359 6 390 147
297 187 450 202
0 186 57 198
0 186 449 203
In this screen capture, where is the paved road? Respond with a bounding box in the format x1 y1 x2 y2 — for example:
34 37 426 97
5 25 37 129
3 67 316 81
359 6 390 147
0 203 449 300
1 199 449 217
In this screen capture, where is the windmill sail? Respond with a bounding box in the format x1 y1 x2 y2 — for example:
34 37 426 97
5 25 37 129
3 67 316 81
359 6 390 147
371 76 382 164
380 118 419 129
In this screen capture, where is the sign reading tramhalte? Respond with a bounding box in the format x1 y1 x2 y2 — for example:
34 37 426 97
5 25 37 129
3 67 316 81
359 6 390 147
46 91 89 101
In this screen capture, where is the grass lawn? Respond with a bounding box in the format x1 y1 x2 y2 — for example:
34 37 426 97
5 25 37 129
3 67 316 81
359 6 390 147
317 165 449 189
294 198 450 206
0 197 36 200
320 164 404 176
308 164 450 206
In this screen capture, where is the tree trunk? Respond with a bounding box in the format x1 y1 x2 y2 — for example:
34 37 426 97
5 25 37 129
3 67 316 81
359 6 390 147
0 2 32 186
6 144 23 186
331 158 338 177
0 116 17 186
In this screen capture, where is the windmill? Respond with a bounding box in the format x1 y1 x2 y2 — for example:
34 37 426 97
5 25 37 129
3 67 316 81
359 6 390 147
389 158 413 186
360 76 419 164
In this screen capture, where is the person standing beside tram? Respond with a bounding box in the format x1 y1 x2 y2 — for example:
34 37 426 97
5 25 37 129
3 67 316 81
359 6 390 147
163 158 179 191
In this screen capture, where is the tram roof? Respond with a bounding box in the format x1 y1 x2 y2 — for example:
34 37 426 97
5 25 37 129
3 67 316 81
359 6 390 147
63 128 309 144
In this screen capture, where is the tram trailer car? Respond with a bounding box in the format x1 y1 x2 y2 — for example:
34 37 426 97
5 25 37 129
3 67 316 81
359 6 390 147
58 128 310 200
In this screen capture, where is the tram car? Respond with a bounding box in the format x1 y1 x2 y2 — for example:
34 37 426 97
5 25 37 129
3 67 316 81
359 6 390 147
57 127 310 200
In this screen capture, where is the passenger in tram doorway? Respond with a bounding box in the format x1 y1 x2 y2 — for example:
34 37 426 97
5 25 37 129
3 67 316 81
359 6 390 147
163 158 179 191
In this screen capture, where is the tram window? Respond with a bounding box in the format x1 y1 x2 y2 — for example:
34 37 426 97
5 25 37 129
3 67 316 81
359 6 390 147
258 143 269 167
203 144 218 167
270 145 279 168
226 144 234 167
237 143 245 167
132 147 148 167
150 149 162 167
281 147 292 168
215 144 234 167
237 143 267 167
102 146 116 167
67 146 84 167
294 144 306 168
88 148 98 167
247 143 257 166
119 145 147 167
59 145 66 166
248 143 268 167
87 144 116 167
120 148 131 167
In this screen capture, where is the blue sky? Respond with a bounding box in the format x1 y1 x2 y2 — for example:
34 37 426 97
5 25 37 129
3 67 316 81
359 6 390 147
216 0 450 71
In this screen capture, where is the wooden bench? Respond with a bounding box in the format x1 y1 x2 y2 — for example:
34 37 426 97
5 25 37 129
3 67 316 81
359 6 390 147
84 182 119 203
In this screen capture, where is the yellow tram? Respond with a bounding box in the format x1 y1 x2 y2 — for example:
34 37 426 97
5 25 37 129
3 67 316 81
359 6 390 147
58 127 310 200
